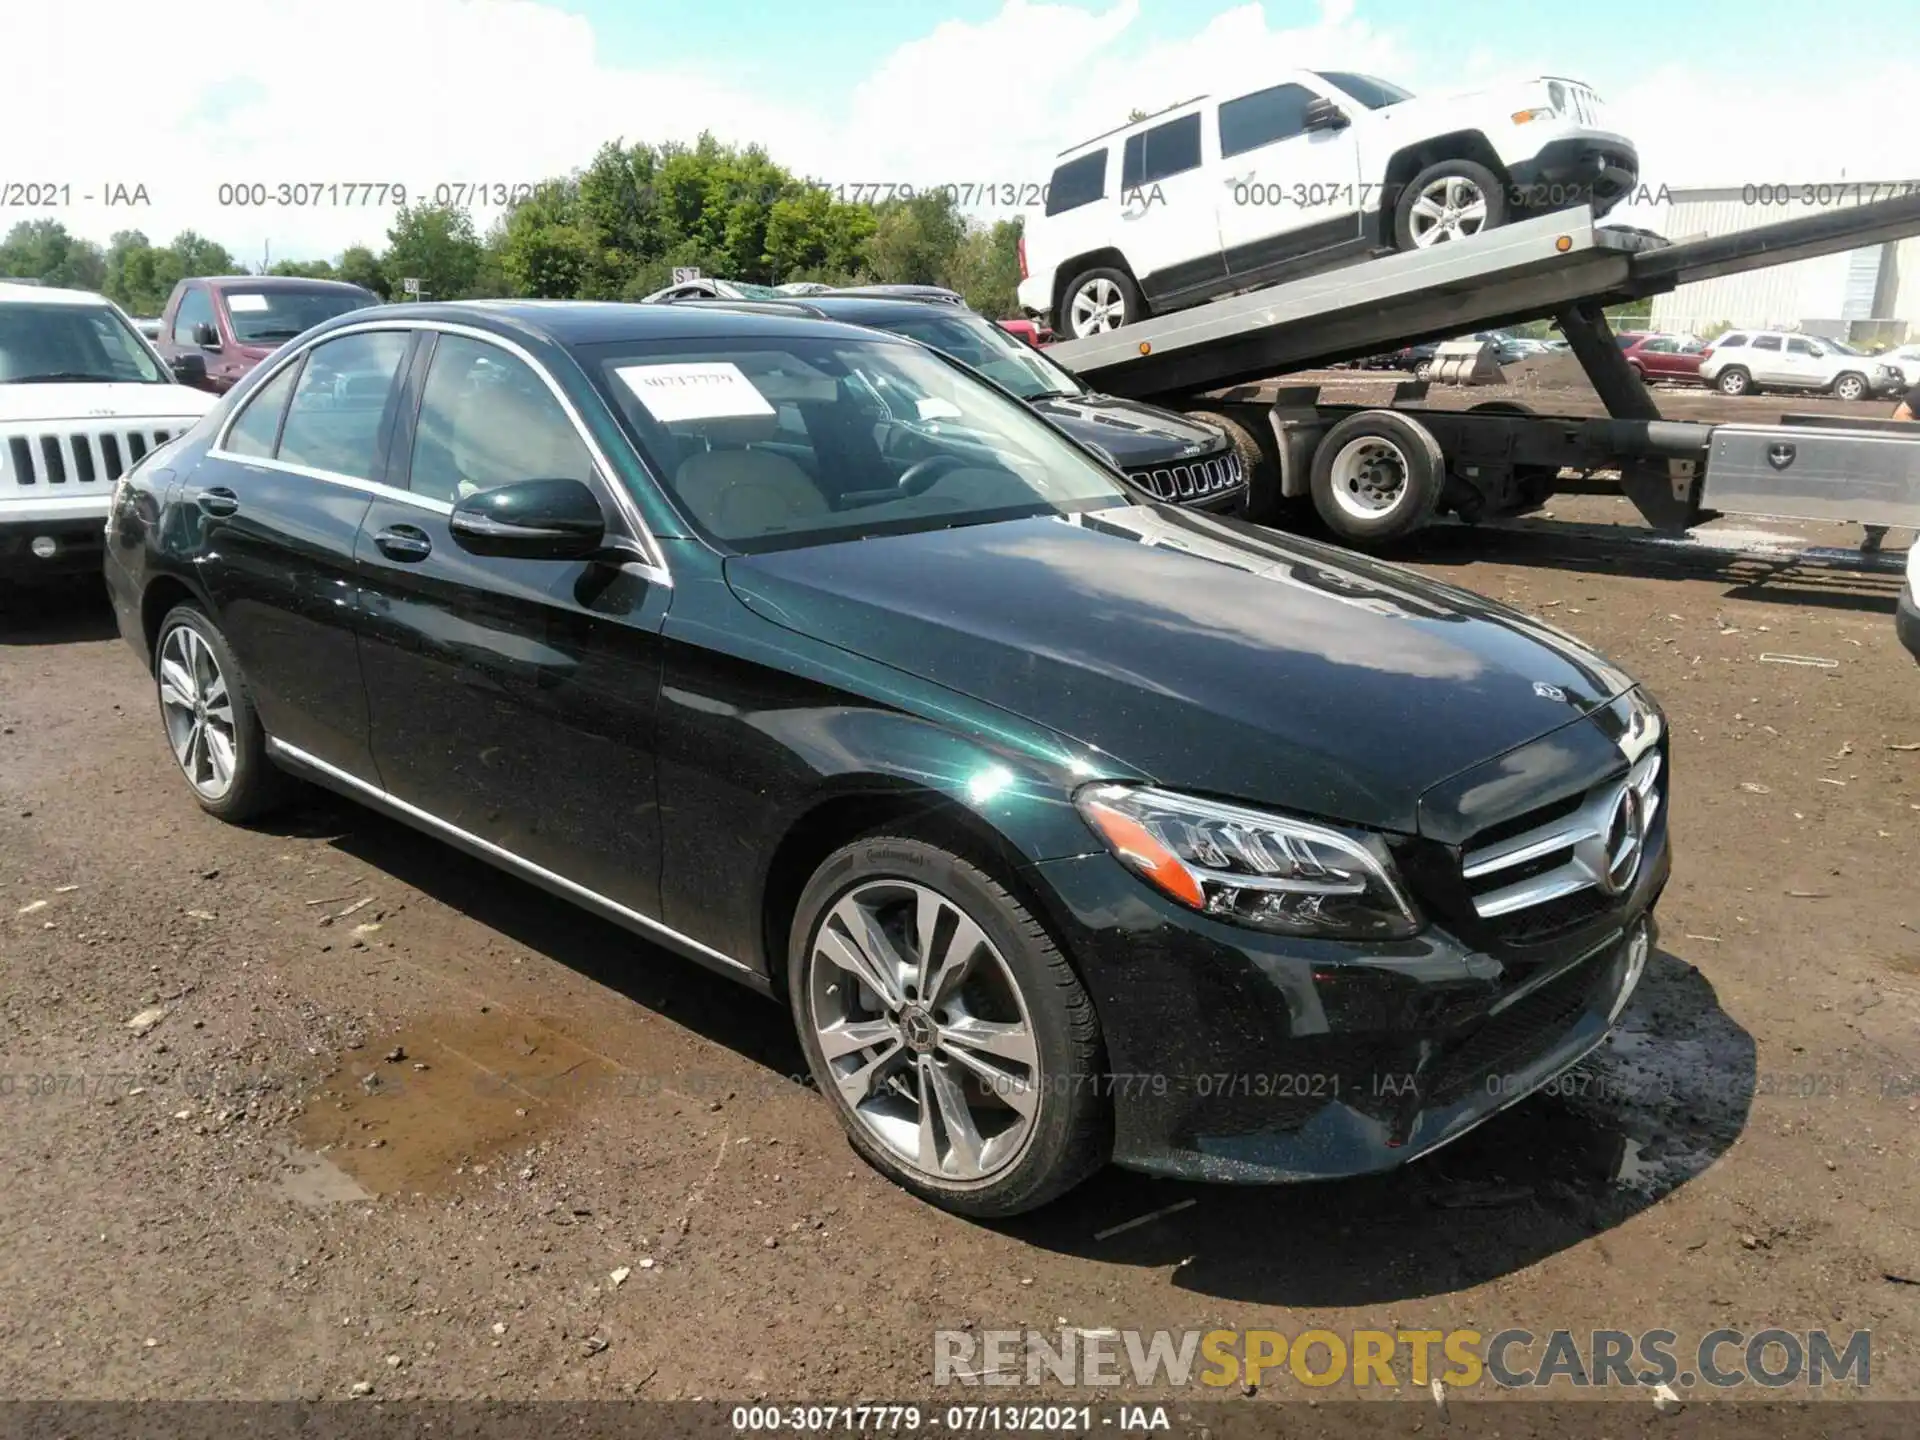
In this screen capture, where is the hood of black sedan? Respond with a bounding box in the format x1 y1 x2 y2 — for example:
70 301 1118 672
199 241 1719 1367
725 505 1635 834
1029 392 1227 468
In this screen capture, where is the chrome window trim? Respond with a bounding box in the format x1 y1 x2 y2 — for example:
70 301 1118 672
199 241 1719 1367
207 316 673 584
267 738 751 976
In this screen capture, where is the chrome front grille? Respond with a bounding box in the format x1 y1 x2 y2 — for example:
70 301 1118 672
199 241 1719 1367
1 427 178 491
1128 451 1244 503
1462 747 1662 923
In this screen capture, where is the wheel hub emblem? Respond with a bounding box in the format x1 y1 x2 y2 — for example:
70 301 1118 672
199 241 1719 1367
900 1006 938 1055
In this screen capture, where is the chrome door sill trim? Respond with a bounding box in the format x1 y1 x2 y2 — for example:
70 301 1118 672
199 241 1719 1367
266 737 758 981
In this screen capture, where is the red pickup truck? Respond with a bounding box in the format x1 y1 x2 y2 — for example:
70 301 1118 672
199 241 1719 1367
155 276 380 394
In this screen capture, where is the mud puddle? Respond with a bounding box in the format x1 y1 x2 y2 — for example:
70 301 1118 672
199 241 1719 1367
292 1004 625 1198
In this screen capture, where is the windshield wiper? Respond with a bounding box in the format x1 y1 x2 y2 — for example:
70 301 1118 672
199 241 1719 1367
0 371 136 384
1023 387 1082 400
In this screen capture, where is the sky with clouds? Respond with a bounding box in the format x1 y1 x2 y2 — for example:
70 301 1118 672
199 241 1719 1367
4 0 1916 265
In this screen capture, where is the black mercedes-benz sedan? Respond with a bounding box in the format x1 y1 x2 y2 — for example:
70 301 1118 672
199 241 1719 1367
658 292 1250 513
104 300 1668 1217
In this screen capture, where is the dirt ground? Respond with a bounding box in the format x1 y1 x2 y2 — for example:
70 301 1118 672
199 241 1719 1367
3 505 1919 1425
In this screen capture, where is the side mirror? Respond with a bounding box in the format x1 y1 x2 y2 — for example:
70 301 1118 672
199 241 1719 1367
168 352 208 385
192 322 221 348
449 478 609 560
1304 97 1350 132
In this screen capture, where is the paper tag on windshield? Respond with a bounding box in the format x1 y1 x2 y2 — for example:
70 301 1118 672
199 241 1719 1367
916 397 962 421
616 362 775 422
226 294 270 313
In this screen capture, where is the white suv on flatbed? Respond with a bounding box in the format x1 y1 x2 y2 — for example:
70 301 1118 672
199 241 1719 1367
1 282 217 580
1018 71 1639 339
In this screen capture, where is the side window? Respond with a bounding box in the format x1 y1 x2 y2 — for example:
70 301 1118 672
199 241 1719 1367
1045 151 1107 216
223 361 302 458
1785 338 1813 355
276 331 410 480
1121 113 1202 191
172 287 215 346
1643 338 1674 353
408 335 594 504
1218 83 1316 160
1750 335 1782 352
1719 333 1748 347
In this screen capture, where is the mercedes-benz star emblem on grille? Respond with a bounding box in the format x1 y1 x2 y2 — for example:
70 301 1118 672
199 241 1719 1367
1767 442 1796 471
1532 680 1567 702
1597 784 1645 896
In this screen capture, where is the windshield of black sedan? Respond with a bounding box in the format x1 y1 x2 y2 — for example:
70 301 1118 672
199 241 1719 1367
0 302 168 383
583 334 1129 551
223 288 378 344
873 311 1085 400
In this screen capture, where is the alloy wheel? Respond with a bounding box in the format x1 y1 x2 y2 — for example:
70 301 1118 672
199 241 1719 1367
1069 278 1126 337
1328 435 1411 519
806 878 1041 1182
158 624 238 801
1408 175 1490 247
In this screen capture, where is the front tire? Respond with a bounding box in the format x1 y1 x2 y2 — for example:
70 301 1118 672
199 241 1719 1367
1056 266 1144 339
154 604 289 823
788 835 1106 1217
1832 371 1869 402
1394 160 1507 250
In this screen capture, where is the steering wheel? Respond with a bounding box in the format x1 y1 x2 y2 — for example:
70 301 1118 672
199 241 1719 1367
895 453 968 497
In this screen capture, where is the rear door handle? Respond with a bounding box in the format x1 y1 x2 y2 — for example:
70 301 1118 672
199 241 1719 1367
373 524 432 562
196 487 238 517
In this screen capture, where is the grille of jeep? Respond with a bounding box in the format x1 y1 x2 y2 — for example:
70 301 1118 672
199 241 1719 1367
1126 451 1244 504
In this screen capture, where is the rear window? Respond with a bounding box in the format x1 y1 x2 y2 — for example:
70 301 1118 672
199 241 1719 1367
1718 334 1749 348
1121 113 1202 190
1750 335 1782 351
1045 151 1107 216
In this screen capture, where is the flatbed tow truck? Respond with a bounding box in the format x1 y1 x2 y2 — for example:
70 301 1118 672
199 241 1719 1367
1044 193 1920 548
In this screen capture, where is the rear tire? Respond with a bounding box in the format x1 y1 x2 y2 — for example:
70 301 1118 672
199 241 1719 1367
1309 410 1445 547
1185 409 1268 518
1056 266 1144 339
153 604 291 823
1716 366 1752 397
788 835 1107 1217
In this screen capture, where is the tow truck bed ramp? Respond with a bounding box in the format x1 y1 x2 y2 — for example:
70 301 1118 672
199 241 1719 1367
1050 193 1920 400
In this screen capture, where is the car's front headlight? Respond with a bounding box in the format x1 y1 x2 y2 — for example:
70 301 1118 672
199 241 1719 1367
1075 784 1422 939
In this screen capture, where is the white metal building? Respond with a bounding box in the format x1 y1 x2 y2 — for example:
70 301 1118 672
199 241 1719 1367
1646 183 1920 342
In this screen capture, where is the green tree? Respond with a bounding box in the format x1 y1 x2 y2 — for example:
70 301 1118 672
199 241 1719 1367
336 245 389 298
865 190 968 286
942 217 1023 318
268 258 338 280
0 219 108 291
168 230 238 279
384 204 483 300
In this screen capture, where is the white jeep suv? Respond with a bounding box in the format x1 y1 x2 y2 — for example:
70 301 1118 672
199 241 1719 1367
1696 330 1896 401
1 282 217 580
1018 71 1638 340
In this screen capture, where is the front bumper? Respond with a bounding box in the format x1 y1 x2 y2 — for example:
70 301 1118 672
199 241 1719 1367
1898 579 1920 662
1017 274 1052 319
0 508 107 580
1507 136 1640 215
1030 816 1668 1183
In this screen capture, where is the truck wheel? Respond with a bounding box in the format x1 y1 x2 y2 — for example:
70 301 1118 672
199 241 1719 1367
1309 410 1445 547
1056 267 1144 339
1832 372 1869 402
1394 160 1508 250
788 836 1107 1218
1716 366 1752 397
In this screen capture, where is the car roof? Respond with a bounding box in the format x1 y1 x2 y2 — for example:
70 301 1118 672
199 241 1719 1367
318 298 905 348
1057 94 1211 158
196 275 378 295
0 280 115 306
793 295 984 323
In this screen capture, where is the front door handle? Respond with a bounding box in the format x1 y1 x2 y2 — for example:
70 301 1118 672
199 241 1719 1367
373 524 432 562
197 487 238 517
